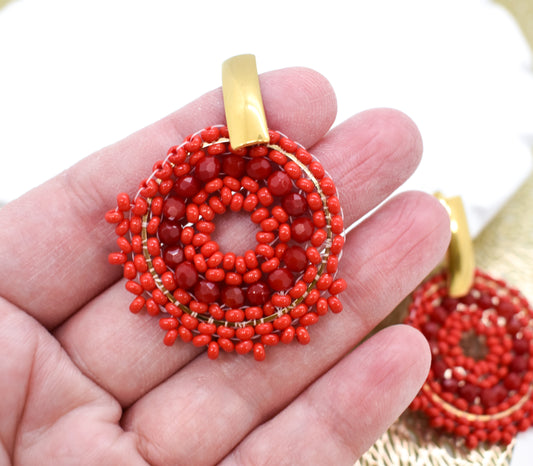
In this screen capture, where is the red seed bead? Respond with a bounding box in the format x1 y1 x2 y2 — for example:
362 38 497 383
151 196 164 216
193 254 207 273
249 145 268 157
327 296 343 313
235 256 247 274
272 294 291 307
199 203 215 221
163 329 178 346
261 257 280 273
200 241 219 258
126 280 143 295
246 282 270 305
291 217 314 243
267 268 295 291
116 192 131 211
289 281 307 299
274 243 288 259
306 192 323 211
262 334 280 346
223 176 241 191
296 326 311 344
295 147 312 164
222 154 246 178
129 296 145 313
223 252 236 270
243 193 259 211
320 177 336 195
300 312 319 326
256 231 275 244
284 161 302 179
268 149 287 165
268 171 292 196
186 203 200 223
312 210 327 228
241 176 259 193
255 243 275 259
331 235 344 254
226 309 245 323
220 186 233 205
305 247 321 265
274 314 292 330
208 196 226 214
251 207 269 224
236 326 255 340
174 163 190 177
160 317 179 330
200 127 220 143
105 209 124 223
317 297 328 315
257 187 274 206
115 219 130 236
161 272 177 291
207 143 226 156
192 334 211 347
146 298 160 316
146 238 161 257
253 343 266 361
271 205 289 223
209 304 224 320
279 224 291 243
246 306 263 320
326 255 339 274
207 341 219 360
123 261 137 279
244 250 259 269
175 261 198 289
290 303 308 319
281 326 295 344
327 196 341 214
205 268 225 282
140 179 158 197
146 216 161 235
235 340 253 355
329 278 347 295
133 197 148 216
331 215 344 234
311 229 327 247
174 288 191 305
108 252 127 265
303 266 318 283
309 161 325 179
243 269 262 284
230 193 244 211
219 338 235 353
225 272 243 286
183 245 195 261
296 178 315 193
165 302 181 318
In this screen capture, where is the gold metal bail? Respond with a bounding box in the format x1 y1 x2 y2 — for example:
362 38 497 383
222 54 269 150
435 193 475 297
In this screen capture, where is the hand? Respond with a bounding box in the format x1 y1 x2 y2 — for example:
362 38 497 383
0 67 450 465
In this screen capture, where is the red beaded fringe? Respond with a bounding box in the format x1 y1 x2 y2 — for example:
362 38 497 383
406 269 533 448
105 126 346 360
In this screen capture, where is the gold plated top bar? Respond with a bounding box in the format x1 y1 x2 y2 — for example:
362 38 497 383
222 54 269 150
436 193 475 297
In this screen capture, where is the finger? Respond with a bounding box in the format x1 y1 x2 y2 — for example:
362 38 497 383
310 107 423 225
55 111 428 407
0 297 145 465
0 67 337 329
221 325 430 465
119 192 450 465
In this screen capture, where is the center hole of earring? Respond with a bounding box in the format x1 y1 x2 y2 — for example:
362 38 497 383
460 330 488 360
211 211 261 256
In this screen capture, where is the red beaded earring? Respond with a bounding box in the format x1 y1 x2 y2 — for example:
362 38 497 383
405 195 533 449
105 55 346 360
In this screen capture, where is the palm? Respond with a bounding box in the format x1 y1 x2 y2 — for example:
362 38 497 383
0 68 449 465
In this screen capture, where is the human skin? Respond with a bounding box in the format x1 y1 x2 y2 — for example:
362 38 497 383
0 67 450 465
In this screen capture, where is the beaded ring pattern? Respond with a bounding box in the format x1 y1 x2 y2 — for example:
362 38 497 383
105 125 346 361
406 269 533 449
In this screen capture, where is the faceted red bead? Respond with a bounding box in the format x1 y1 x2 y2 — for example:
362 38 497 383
267 171 292 196
283 245 308 272
480 384 507 407
222 154 246 178
158 221 182 245
174 261 199 289
174 175 201 198
291 217 314 243
162 245 185 268
163 196 186 221
195 155 221 182
246 281 270 305
246 157 272 180
282 193 307 217
221 285 246 308
194 280 221 304
267 268 295 291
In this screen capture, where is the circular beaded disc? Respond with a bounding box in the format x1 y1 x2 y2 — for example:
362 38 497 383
406 269 533 448
105 126 346 360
